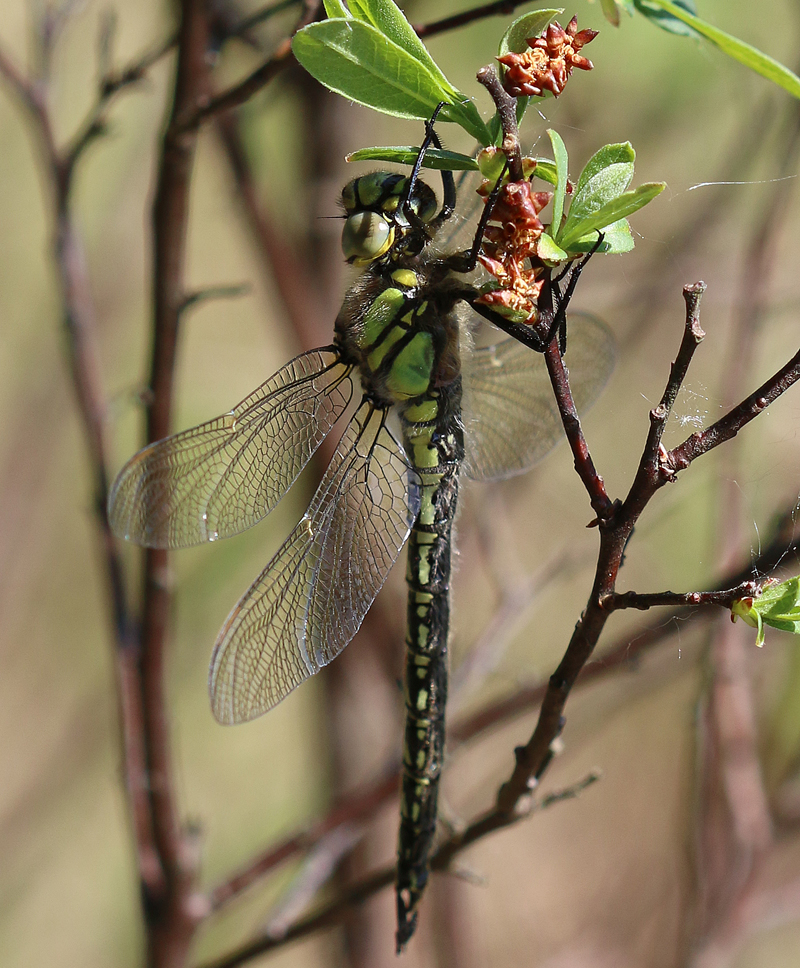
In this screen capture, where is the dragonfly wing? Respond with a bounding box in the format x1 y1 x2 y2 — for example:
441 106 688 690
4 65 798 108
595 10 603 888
462 312 615 482
109 350 353 548
209 405 421 724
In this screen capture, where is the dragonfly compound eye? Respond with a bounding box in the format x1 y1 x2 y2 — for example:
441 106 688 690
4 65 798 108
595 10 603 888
341 211 394 265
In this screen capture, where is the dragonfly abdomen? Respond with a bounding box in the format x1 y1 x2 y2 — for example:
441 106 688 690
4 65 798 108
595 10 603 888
396 384 464 950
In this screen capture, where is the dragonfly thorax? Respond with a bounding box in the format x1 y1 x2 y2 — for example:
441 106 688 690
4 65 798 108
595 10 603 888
335 259 462 411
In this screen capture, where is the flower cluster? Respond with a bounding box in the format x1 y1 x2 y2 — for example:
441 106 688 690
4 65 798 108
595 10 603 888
476 180 553 323
498 16 597 99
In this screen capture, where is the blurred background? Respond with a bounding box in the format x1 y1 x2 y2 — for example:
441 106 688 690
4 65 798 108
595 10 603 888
2 1 800 966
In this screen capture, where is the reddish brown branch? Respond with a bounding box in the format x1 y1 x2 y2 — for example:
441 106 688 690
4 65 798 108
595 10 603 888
604 583 762 613
667 345 800 473
543 335 613 520
138 1 213 962
415 0 533 38
0 31 159 897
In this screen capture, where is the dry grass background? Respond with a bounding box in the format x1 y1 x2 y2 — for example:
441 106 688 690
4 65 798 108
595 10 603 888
1 1 800 966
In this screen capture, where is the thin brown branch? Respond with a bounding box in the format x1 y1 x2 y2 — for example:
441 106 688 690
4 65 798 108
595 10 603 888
414 0 533 38
189 1 321 128
139 1 213 961
0 29 159 901
476 64 523 180
667 344 800 473
604 582 762 613
543 335 613 520
199 773 599 968
205 501 800 917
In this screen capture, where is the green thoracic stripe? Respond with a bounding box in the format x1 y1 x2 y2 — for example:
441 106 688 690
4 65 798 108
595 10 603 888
396 377 464 947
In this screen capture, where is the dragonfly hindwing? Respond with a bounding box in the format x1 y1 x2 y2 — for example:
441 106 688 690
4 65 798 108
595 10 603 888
462 312 615 482
209 404 422 724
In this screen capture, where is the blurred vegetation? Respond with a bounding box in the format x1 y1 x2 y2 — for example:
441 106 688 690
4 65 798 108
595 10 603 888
1 1 800 967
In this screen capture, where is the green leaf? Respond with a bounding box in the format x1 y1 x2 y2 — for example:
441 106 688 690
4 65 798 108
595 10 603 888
559 151 635 244
568 218 634 254
532 159 558 187
558 182 665 251
637 0 800 100
346 146 480 170
573 142 635 200
548 130 568 237
347 0 459 99
732 578 800 647
498 9 563 57
633 0 698 38
292 21 490 143
599 0 621 27
536 232 569 264
323 0 351 17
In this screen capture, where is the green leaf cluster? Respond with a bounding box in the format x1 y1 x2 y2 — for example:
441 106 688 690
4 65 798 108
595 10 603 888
732 577 800 648
548 134 664 257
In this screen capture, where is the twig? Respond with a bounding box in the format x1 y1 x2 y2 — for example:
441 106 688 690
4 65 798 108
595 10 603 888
666 345 800 473
543 336 613 520
476 64 523 180
415 0 535 38
604 583 762 613
139 1 214 961
205 502 800 917
0 31 159 898
198 772 599 968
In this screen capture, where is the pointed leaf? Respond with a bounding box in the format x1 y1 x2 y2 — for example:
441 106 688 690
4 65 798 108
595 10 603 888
559 156 636 245
548 129 568 237
536 232 569 264
346 146 479 170
498 9 563 57
574 142 635 200
348 0 459 99
637 0 800 99
559 182 665 251
292 21 489 142
568 218 634 254
633 0 698 37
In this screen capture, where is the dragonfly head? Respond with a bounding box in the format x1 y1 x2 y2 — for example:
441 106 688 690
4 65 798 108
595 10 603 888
341 172 438 266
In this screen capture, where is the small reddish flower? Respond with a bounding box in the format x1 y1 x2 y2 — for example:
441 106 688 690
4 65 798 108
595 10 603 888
476 181 552 324
498 16 598 99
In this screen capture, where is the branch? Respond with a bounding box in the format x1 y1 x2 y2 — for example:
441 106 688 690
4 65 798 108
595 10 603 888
604 582 762 613
198 773 599 968
205 500 800 917
415 0 537 38
476 64 523 180
543 335 614 520
0 31 159 896
138 0 213 959
667 344 800 472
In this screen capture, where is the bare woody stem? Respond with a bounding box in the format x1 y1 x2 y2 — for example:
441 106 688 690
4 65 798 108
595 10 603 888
139 1 213 961
494 283 800 817
0 33 160 897
476 64 523 179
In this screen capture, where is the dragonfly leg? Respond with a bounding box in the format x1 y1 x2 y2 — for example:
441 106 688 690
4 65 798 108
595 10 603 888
402 102 457 233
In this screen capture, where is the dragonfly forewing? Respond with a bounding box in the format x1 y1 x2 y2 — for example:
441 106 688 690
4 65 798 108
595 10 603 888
209 404 422 724
108 350 352 548
462 312 615 481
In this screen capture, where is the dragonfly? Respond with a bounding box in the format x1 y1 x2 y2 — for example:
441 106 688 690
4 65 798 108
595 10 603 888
108 118 615 950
